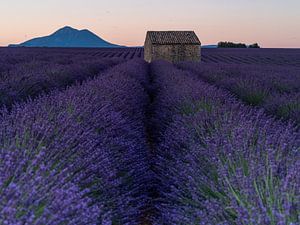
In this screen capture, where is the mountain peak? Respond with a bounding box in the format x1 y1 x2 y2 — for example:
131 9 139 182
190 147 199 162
62 26 76 30
59 26 75 30
53 26 78 35
9 26 122 48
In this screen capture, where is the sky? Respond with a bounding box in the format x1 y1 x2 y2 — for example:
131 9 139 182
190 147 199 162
0 0 299 48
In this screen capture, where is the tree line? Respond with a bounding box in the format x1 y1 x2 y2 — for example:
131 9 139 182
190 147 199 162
218 41 260 48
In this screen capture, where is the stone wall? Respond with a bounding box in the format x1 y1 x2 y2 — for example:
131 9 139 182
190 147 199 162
144 44 201 63
144 38 153 63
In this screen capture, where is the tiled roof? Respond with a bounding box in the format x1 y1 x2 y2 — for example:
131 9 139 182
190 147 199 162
146 31 201 45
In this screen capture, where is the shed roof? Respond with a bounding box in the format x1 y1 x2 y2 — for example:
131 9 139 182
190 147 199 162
146 31 201 45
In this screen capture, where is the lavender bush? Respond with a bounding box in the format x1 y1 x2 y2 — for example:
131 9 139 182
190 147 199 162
152 61 300 224
0 47 146 109
0 56 124 108
263 92 300 125
178 62 300 125
0 59 151 224
1 47 300 224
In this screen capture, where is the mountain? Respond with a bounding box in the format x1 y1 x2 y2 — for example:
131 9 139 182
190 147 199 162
9 26 122 48
202 45 218 48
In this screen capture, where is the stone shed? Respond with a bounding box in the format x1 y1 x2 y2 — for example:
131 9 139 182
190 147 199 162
144 31 201 63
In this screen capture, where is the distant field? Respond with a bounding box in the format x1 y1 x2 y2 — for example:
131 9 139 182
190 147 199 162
0 47 299 224
201 48 300 66
2 47 300 65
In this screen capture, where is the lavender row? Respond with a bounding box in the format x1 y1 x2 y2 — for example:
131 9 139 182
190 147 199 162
0 56 124 108
0 48 109 72
0 59 151 224
151 61 300 224
0 47 142 72
178 62 300 125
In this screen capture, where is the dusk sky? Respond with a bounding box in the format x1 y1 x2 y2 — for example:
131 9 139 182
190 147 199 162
1 0 299 48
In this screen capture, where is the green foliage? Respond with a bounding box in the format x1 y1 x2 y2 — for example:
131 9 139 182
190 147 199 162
218 41 247 48
249 43 260 48
218 41 260 48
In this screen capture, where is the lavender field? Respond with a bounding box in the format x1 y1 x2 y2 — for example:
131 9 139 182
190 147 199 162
0 47 299 224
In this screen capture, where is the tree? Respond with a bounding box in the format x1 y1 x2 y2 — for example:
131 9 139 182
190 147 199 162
249 43 260 48
217 41 247 48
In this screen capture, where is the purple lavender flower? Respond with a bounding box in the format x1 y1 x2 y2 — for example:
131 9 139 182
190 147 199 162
152 60 300 224
178 60 300 124
0 59 152 224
